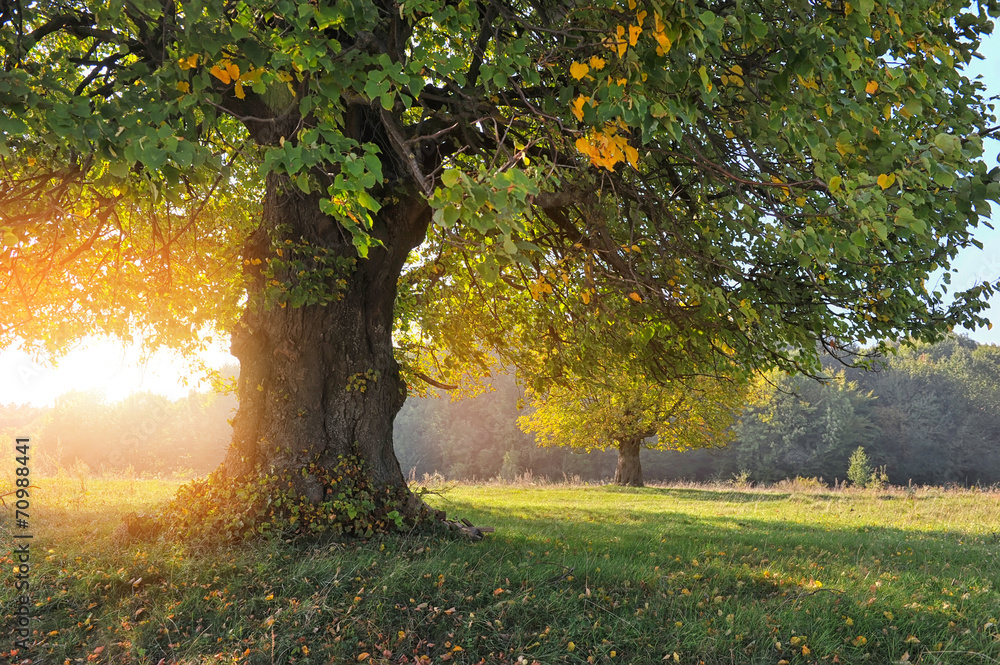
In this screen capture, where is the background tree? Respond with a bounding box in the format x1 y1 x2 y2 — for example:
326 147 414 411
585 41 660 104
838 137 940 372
847 446 873 488
520 367 746 486
1 0 998 524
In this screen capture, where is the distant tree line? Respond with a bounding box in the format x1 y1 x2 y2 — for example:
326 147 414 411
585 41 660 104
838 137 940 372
2 338 999 486
395 336 1000 487
0 382 237 477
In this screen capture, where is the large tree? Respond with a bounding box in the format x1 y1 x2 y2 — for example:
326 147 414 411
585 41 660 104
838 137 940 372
1 0 998 520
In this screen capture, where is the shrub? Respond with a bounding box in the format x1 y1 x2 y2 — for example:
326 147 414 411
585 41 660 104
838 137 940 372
730 469 753 488
869 465 889 491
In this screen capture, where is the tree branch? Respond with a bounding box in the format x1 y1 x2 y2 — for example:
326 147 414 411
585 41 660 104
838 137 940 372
413 371 459 391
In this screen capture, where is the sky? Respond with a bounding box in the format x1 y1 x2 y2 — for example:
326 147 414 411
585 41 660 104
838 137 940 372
1 25 999 408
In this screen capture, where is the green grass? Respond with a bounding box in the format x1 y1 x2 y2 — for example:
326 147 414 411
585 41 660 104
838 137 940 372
3 477 1000 664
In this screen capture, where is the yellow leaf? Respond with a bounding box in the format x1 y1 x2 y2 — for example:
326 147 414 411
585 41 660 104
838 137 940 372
628 24 642 46
615 26 627 56
724 130 735 139
570 62 590 79
226 62 241 80
567 642 576 652
571 96 590 121
731 64 743 76
865 80 879 94
797 75 819 90
877 173 896 189
656 36 671 56
179 54 199 70
829 175 843 192
210 65 231 84
357 653 370 662
589 55 606 70
581 290 591 304
176 81 190 93
636 10 647 26
625 144 639 168
234 82 246 99
627 0 636 9
802 645 811 656
628 292 642 302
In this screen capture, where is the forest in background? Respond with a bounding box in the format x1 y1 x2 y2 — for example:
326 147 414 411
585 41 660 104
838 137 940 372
3 335 1000 487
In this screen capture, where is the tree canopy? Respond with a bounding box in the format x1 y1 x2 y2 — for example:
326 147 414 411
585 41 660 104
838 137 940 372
1 0 999 526
2 0 998 367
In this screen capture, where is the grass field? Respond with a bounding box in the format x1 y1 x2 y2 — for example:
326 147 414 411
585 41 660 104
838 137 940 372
3 476 1000 664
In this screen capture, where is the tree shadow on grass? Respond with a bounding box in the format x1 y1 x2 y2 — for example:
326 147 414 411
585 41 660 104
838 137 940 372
600 485 792 503
414 493 1000 664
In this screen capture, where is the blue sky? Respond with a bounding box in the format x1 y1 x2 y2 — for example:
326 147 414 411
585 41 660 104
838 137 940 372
950 27 1000 344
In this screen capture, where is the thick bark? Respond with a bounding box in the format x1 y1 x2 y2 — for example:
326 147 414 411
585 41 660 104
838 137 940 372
222 172 429 513
614 437 645 487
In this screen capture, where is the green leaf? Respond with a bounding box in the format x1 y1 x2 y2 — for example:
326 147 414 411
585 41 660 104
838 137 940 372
854 0 874 17
295 173 311 194
932 169 955 188
441 206 460 227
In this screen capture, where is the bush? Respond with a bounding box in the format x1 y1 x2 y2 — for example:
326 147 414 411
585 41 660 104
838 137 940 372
869 465 889 491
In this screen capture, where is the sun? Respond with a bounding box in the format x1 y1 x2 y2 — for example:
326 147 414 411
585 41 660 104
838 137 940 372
0 336 236 407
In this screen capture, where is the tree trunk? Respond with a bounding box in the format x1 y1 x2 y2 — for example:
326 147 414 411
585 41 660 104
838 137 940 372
614 437 644 487
222 172 430 515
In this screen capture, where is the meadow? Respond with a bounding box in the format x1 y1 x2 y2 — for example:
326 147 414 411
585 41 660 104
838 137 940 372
2 475 1000 664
